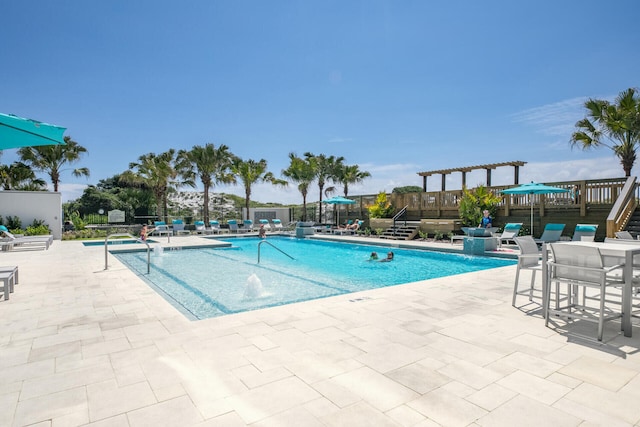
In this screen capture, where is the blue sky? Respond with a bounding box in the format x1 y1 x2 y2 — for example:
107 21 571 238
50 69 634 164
1 1 639 204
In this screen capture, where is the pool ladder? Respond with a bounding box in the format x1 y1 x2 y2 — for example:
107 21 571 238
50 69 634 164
257 240 295 263
104 233 151 274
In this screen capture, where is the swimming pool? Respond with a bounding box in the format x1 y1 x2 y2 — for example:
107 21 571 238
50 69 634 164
113 236 515 320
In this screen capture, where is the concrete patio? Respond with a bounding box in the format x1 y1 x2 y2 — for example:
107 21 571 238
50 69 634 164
2 236 640 426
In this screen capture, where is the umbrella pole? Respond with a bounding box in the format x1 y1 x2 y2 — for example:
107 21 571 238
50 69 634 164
530 198 534 236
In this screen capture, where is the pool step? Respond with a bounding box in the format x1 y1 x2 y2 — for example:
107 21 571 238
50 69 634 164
379 224 420 240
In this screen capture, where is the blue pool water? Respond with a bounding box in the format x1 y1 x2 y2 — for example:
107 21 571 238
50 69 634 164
113 237 515 320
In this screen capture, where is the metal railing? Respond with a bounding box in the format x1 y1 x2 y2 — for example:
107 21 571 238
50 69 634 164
257 240 295 264
392 205 409 236
104 233 150 274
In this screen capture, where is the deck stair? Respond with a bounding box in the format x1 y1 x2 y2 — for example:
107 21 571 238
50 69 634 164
379 221 420 240
624 207 640 238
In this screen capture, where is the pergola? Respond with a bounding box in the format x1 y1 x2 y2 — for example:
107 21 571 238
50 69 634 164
417 161 527 192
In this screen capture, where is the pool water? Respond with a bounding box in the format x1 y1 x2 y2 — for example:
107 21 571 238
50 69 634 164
113 236 515 320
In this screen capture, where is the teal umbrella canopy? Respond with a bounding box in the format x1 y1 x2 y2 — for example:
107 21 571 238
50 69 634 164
502 182 569 235
322 196 356 205
323 196 355 225
0 113 66 150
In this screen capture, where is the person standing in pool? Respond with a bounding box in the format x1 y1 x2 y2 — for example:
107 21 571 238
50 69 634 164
140 224 148 241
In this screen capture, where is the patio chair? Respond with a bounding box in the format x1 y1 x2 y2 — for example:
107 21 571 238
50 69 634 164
494 223 522 247
209 220 221 234
571 224 598 242
546 243 624 341
513 236 543 307
534 223 566 244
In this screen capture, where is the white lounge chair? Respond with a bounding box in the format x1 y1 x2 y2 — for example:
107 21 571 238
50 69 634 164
615 230 635 240
242 220 254 233
571 224 598 242
172 219 190 235
193 221 208 235
495 223 522 247
150 221 173 237
209 220 221 234
0 226 52 250
227 220 240 233
271 219 283 232
258 219 272 232
534 223 566 244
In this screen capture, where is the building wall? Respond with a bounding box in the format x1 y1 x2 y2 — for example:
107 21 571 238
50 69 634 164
0 191 62 239
244 207 291 224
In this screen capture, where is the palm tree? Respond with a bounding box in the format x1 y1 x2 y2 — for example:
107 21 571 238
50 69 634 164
231 157 287 219
336 164 371 198
304 152 344 223
122 150 192 222
17 136 89 191
176 143 235 224
282 153 315 221
0 161 47 190
570 87 640 176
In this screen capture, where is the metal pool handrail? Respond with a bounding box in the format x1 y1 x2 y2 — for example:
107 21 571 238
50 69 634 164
257 240 295 264
104 233 151 274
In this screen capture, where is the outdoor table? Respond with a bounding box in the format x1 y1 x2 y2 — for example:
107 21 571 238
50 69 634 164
542 241 640 338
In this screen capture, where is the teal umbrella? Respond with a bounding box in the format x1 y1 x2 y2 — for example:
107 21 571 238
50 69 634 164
323 196 355 226
0 113 66 150
502 182 569 235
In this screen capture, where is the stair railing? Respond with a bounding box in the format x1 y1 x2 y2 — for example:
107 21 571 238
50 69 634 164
257 240 295 263
606 176 637 238
392 205 409 237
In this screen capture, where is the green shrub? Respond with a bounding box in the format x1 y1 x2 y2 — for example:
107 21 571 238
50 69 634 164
25 224 50 236
5 215 22 230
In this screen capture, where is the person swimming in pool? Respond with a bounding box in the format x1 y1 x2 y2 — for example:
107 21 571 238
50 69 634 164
369 251 379 261
380 251 394 262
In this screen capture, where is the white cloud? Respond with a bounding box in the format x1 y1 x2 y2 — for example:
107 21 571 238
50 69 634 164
57 183 89 203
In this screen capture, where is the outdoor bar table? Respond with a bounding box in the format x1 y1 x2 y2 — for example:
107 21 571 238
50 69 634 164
542 241 640 338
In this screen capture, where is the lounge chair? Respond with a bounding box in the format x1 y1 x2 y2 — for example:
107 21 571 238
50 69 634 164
615 230 636 240
193 220 208 235
172 219 190 235
571 224 598 242
150 221 173 237
209 220 221 234
272 219 283 231
534 223 565 244
0 226 52 250
227 220 239 233
333 220 363 235
258 219 272 232
242 220 254 233
494 223 522 247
